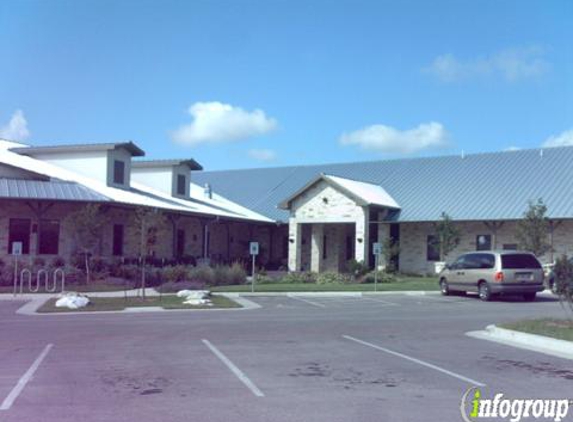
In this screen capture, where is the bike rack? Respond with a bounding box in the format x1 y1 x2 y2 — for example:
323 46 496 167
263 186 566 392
15 268 66 294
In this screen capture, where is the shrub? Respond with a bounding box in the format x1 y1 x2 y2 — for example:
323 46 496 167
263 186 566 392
162 265 191 283
345 259 369 278
189 266 215 285
227 262 247 285
360 271 397 284
553 255 573 316
316 272 351 285
157 280 206 293
279 272 316 284
33 257 46 268
50 256 66 268
253 274 274 284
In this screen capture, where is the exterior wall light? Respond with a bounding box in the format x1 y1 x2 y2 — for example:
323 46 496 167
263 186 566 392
357 238 363 243
289 238 295 243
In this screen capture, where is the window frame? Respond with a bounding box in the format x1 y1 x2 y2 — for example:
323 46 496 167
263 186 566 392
426 235 440 261
38 219 60 255
176 174 186 196
113 160 125 185
476 234 492 251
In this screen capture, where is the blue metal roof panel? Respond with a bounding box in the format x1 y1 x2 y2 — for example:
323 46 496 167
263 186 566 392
193 147 573 222
0 179 110 202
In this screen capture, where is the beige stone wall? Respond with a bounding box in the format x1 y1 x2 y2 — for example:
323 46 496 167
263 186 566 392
398 220 573 274
291 180 363 221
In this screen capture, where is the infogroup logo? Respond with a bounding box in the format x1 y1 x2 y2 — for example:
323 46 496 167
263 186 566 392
460 387 571 422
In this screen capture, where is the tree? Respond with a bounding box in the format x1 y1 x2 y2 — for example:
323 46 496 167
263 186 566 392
67 204 107 284
381 237 400 273
552 255 573 320
433 212 461 261
130 208 168 298
516 199 551 257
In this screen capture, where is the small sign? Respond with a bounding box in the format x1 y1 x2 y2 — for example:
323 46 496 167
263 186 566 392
372 242 383 256
249 242 259 256
11 242 23 256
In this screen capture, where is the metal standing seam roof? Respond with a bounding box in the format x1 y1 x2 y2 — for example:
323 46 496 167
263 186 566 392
0 179 110 202
132 159 203 171
192 146 573 223
10 141 145 157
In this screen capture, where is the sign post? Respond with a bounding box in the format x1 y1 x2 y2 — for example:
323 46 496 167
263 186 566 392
11 242 22 296
249 242 259 293
372 242 383 292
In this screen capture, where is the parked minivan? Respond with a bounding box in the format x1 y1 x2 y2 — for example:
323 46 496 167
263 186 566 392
438 251 545 301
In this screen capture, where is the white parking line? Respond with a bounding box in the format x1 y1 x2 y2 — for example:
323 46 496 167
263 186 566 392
202 339 265 397
0 343 53 410
286 295 326 308
361 297 400 306
342 335 485 387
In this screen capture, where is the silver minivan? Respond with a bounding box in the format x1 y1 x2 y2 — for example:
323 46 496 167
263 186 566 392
439 251 545 301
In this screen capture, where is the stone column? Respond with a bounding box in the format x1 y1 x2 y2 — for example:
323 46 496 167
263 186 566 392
355 208 370 267
311 223 324 273
288 219 302 272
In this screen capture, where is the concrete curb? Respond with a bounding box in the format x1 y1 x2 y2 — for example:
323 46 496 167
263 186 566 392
466 324 573 361
217 290 440 297
14 293 258 316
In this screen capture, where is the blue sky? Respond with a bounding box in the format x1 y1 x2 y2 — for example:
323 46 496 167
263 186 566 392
0 0 571 170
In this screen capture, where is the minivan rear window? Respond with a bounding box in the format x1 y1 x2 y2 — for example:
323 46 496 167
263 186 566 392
501 254 541 269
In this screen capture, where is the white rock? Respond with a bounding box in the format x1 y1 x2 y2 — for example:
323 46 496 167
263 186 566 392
176 290 210 299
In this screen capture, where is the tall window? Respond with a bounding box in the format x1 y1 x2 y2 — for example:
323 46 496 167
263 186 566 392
113 160 125 184
322 235 328 260
39 220 60 255
426 235 440 261
476 234 492 251
177 175 186 196
176 229 185 257
8 218 31 254
112 224 124 256
282 236 289 259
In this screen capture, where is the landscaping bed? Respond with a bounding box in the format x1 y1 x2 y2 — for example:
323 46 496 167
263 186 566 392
37 294 241 313
500 319 573 342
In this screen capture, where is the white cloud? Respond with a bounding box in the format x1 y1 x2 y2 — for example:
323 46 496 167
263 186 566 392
339 122 449 154
0 110 30 141
171 102 277 146
424 46 549 83
248 148 277 162
542 128 573 148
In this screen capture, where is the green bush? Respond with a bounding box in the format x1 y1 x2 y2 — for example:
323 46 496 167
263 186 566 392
189 266 215 285
553 255 573 299
345 259 369 278
253 274 274 284
316 272 351 285
162 265 190 283
279 272 316 284
360 271 397 284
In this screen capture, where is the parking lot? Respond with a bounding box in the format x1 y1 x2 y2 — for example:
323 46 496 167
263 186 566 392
0 293 571 422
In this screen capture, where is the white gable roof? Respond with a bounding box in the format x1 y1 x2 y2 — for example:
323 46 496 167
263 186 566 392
279 173 400 210
325 175 400 209
0 140 272 222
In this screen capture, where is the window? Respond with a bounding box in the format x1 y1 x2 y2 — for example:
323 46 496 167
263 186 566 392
113 160 125 185
38 220 60 254
501 254 541 269
112 224 124 256
426 235 440 261
322 235 327 260
177 174 186 196
8 218 31 254
282 236 289 259
176 229 185 257
464 253 495 269
346 236 354 261
503 244 518 250
476 235 492 251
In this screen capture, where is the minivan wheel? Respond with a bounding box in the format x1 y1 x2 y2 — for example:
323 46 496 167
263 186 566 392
478 282 492 301
523 292 536 302
440 279 450 296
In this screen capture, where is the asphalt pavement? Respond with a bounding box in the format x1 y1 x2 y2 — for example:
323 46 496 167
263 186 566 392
0 293 571 422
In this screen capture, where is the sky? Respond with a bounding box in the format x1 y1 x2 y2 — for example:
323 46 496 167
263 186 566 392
0 0 571 170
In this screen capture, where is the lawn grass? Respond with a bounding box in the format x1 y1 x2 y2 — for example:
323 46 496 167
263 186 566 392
500 318 573 342
37 294 240 313
210 277 439 293
0 282 135 294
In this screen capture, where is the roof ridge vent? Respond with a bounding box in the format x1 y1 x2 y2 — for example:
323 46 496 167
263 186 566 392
461 150 465 159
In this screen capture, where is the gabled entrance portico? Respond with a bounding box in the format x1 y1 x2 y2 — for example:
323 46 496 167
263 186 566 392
279 174 400 273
